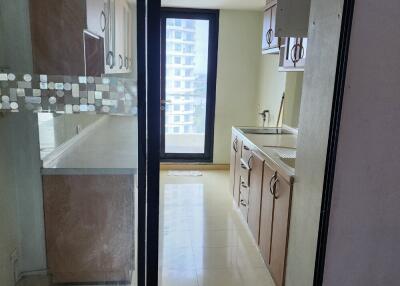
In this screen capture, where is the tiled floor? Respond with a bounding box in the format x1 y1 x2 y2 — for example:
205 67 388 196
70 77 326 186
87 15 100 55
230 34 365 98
159 170 275 286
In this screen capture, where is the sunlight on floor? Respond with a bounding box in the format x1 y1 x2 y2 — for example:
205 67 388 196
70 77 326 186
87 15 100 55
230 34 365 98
159 170 275 286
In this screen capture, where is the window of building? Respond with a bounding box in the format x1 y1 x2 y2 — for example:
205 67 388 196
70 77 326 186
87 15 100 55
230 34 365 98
185 82 191 89
173 104 180 111
184 104 191 111
175 31 182 39
184 125 191 133
174 57 181 64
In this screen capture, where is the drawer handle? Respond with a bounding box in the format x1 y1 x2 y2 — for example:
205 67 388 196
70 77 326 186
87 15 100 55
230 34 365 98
243 145 250 151
241 162 247 170
240 199 247 207
241 181 247 188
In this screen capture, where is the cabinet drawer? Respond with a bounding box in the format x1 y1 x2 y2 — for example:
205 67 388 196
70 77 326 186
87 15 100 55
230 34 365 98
239 183 249 220
239 158 250 187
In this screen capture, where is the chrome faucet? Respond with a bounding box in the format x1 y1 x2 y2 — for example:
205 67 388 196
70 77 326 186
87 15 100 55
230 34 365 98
258 110 270 128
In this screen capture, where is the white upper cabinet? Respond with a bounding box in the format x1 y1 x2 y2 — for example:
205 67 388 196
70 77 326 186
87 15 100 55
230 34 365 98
86 0 107 38
262 1 280 54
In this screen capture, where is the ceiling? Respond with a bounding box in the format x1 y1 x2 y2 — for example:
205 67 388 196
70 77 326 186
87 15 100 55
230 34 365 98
161 0 266 11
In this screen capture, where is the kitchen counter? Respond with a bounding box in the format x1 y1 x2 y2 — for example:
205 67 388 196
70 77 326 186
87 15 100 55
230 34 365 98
42 115 138 175
233 126 297 182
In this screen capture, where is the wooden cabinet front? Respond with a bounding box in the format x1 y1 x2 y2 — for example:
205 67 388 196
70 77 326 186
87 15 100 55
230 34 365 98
259 162 276 265
269 173 292 286
43 174 135 284
229 134 239 199
247 152 264 244
233 138 243 204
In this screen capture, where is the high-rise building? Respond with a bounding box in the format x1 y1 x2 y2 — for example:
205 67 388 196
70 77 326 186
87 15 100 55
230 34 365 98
165 18 199 134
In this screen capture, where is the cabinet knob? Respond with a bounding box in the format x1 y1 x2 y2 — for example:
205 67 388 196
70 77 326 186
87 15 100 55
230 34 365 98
119 54 123 69
124 56 129 69
233 138 238 152
269 172 279 199
100 10 107 32
266 28 273 46
106 51 115 69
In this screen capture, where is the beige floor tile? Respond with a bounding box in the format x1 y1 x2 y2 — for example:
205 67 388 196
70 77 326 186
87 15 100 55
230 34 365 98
192 246 265 270
159 170 273 286
196 267 275 286
159 269 198 286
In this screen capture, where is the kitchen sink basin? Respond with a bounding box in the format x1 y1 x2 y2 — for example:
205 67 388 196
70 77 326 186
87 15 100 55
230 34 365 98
279 157 296 169
240 128 292 135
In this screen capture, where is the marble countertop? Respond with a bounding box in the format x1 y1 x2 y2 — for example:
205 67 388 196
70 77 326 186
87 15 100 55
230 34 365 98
42 116 138 175
233 126 297 182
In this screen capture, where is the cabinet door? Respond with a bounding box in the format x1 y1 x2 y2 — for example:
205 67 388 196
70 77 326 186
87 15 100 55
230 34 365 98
114 0 125 71
283 37 307 70
269 4 279 50
229 134 239 199
86 0 106 38
261 9 272 51
105 0 116 73
269 174 292 286
233 138 243 204
262 3 279 54
259 163 276 264
247 152 264 244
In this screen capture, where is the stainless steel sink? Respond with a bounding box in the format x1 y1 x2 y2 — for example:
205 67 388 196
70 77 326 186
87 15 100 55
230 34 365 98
240 128 292 135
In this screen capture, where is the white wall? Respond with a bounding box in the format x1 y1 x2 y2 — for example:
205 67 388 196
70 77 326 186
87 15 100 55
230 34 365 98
256 55 287 127
323 1 400 285
213 10 262 164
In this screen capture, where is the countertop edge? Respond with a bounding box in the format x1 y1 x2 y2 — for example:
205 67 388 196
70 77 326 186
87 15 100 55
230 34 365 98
232 126 295 184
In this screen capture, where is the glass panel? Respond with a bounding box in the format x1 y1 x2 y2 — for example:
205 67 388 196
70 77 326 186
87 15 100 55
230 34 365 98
164 18 209 154
0 0 139 285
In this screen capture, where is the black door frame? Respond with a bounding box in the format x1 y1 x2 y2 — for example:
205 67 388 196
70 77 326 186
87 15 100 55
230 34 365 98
160 8 219 163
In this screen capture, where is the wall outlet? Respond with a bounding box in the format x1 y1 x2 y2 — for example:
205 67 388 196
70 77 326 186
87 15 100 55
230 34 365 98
10 249 19 283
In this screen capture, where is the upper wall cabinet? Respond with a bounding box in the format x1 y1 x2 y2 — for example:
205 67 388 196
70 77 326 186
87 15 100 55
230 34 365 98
30 0 133 76
275 0 311 37
279 37 307 72
262 1 280 54
262 0 311 42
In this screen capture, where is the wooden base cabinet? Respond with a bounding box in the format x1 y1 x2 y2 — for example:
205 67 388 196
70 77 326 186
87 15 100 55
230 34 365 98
269 172 292 286
259 163 276 264
259 163 293 286
229 129 293 286
43 174 135 284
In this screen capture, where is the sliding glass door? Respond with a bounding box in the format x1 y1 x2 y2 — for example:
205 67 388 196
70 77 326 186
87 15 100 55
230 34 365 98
160 9 219 162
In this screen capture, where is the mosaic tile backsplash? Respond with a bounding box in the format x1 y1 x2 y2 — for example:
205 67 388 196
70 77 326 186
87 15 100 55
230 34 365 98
0 73 137 115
